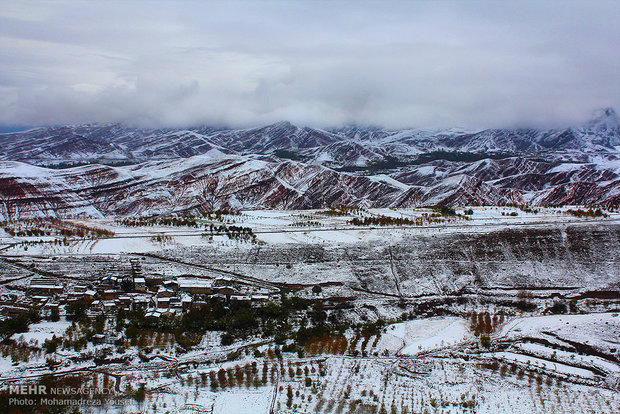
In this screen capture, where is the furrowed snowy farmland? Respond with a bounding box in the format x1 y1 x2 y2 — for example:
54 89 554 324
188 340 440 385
0 206 619 413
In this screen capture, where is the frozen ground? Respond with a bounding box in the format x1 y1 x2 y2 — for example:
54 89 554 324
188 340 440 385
3 206 619 256
498 313 620 357
374 317 472 355
11 320 71 344
0 208 618 413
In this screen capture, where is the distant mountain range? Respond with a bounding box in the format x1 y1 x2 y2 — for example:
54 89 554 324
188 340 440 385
0 108 618 218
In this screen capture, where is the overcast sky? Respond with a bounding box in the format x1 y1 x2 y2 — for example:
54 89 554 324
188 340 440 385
0 0 618 129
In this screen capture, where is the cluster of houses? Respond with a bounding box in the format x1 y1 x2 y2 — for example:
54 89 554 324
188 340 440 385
14 258 278 320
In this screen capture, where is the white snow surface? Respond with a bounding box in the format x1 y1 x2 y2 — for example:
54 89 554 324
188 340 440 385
375 317 473 355
12 320 71 343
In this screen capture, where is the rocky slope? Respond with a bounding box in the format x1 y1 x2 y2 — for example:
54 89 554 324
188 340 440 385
159 220 620 298
0 108 618 217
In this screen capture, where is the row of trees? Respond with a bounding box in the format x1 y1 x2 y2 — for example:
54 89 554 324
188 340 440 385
348 207 470 227
117 210 240 228
470 311 504 336
565 208 607 218
349 215 416 226
1 218 113 238
117 214 201 228
320 206 366 217
202 223 257 243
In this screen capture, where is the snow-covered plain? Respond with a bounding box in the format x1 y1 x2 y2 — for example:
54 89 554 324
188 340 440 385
374 317 472 355
499 313 620 354
3 206 618 256
11 320 71 344
0 208 618 413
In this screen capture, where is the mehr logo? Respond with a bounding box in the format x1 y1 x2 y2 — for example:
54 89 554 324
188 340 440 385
9 385 47 394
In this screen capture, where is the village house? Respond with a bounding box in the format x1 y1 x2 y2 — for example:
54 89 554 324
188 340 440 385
30 295 50 307
250 294 270 303
66 284 96 303
155 296 170 309
91 334 106 345
169 298 185 315
216 286 237 299
133 277 147 292
181 296 193 310
44 301 59 312
74 285 87 293
100 275 119 288
85 301 103 318
177 278 215 296
118 295 132 311
101 300 116 313
156 286 175 298
28 278 64 296
102 289 120 301
130 294 150 310
163 280 179 291
230 294 251 303
145 310 162 318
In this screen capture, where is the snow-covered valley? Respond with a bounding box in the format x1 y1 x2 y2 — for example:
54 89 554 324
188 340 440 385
0 208 618 412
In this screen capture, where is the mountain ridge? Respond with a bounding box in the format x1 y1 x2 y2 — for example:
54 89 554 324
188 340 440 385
0 108 618 218
2 108 618 164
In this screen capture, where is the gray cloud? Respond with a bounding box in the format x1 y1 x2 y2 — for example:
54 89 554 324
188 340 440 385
0 0 618 129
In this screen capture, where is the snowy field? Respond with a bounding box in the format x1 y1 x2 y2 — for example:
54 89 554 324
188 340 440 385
374 317 473 356
498 313 620 354
0 208 618 413
2 206 618 256
11 320 71 344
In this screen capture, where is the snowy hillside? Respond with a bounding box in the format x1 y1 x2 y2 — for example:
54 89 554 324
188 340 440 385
0 108 619 218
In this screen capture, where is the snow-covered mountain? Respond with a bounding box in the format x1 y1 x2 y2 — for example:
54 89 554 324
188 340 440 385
2 108 618 164
0 108 618 217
